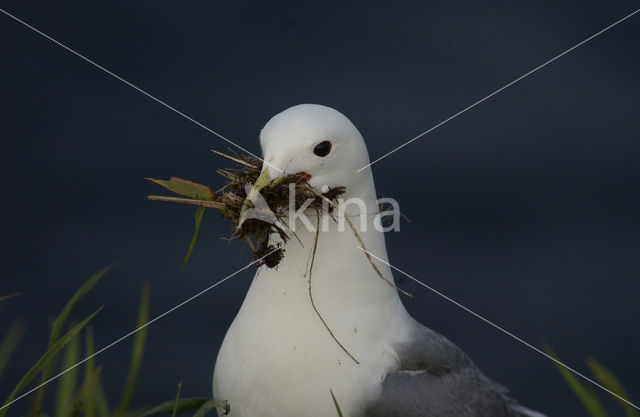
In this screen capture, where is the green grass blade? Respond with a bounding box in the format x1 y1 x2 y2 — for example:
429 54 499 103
0 293 21 303
0 322 26 380
192 399 229 417
32 266 113 414
81 326 111 417
54 331 80 417
49 266 113 346
586 357 639 417
115 285 150 416
330 390 344 417
543 345 609 417
181 206 205 269
0 306 103 417
140 397 211 416
83 326 97 417
94 376 111 417
171 381 182 417
67 365 103 417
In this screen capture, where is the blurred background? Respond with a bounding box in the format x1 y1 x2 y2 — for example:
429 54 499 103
1 1 639 415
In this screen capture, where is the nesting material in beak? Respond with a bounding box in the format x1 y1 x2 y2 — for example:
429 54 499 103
147 149 345 268
238 168 275 229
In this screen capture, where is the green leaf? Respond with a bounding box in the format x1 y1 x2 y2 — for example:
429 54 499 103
115 285 150 416
0 322 26 379
146 177 216 201
32 265 113 414
330 390 344 417
0 293 21 303
54 331 80 417
182 206 205 269
543 344 609 417
586 357 639 417
0 306 103 417
140 397 211 417
192 399 229 417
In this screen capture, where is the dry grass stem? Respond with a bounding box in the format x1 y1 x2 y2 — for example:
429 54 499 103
306 187 413 298
211 149 258 169
147 195 225 209
306 211 359 365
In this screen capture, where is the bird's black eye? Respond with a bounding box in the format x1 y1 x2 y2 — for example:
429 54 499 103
313 140 332 157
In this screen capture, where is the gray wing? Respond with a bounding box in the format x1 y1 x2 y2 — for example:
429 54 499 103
365 321 526 417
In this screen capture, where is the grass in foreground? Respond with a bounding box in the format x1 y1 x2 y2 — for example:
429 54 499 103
545 344 638 417
0 268 227 417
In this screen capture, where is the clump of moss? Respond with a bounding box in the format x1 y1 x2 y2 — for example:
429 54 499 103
147 149 345 268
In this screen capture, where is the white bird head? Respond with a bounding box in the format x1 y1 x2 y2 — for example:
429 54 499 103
258 104 372 192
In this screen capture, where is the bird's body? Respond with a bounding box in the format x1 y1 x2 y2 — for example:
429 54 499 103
214 210 406 416
213 104 544 417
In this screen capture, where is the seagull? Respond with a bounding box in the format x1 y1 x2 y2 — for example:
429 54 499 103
213 104 545 417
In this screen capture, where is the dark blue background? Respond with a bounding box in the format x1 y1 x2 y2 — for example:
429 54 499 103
1 1 639 416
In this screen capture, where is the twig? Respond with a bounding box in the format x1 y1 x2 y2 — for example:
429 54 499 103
308 187 413 298
211 149 258 169
215 169 237 181
307 211 359 365
147 195 225 210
